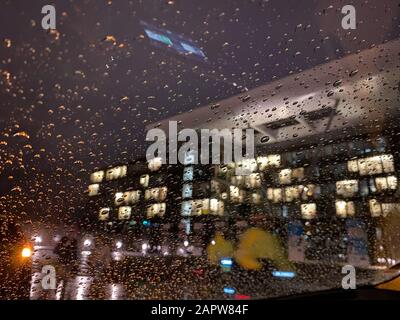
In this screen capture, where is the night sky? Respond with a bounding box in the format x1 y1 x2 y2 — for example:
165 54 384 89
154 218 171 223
0 0 398 226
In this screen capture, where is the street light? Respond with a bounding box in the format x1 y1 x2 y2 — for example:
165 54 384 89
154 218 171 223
21 247 32 258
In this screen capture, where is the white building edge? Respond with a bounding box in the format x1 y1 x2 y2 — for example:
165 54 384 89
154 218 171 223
147 39 400 151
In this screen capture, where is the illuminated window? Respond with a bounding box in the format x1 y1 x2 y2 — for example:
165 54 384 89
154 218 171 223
335 200 355 218
358 156 383 175
140 174 149 187
123 190 141 204
279 169 292 185
90 171 104 183
292 167 304 181
382 203 400 216
350 154 395 176
247 173 261 188
301 203 316 219
285 186 300 202
115 192 125 206
99 208 110 221
381 154 395 173
235 158 257 174
267 188 282 203
336 180 359 198
231 174 260 188
106 165 127 181
279 168 304 184
375 176 397 192
301 184 320 200
182 199 211 216
183 166 194 181
148 157 163 171
230 186 246 203
145 187 168 201
181 201 192 216
182 183 193 199
210 199 224 215
192 199 210 215
118 206 132 220
257 154 281 170
88 184 100 196
147 203 166 218
369 200 400 217
347 159 358 173
250 192 262 205
182 199 224 216
369 199 381 217
283 184 320 202
231 175 245 187
257 157 269 171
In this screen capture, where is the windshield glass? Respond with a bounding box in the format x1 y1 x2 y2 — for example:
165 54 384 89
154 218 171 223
0 0 399 300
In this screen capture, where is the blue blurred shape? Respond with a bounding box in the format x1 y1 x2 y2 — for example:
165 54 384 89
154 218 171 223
223 287 236 295
144 29 173 46
272 271 296 278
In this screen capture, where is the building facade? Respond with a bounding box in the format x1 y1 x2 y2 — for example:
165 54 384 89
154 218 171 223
83 40 400 299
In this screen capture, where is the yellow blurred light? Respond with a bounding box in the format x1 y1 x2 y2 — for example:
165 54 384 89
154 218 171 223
21 247 32 258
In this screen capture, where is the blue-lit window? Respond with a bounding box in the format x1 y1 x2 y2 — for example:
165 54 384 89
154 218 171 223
282 205 288 217
183 166 194 181
181 201 192 216
182 183 193 199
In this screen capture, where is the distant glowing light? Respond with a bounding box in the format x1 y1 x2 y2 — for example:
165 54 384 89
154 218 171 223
21 247 32 258
272 271 296 278
211 240 216 245
142 243 148 251
220 258 233 267
75 276 91 300
34 236 42 244
110 284 121 300
116 241 122 249
84 239 91 247
81 250 91 256
112 251 123 261
223 287 236 295
142 220 150 226
235 294 251 300
183 240 189 247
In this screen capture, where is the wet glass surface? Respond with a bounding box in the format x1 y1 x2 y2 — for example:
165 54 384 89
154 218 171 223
0 0 399 300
